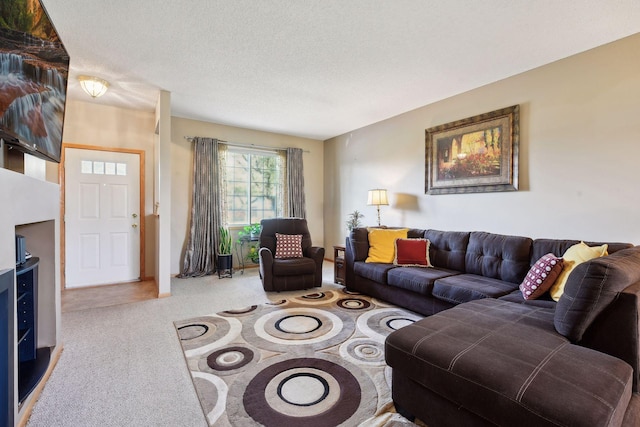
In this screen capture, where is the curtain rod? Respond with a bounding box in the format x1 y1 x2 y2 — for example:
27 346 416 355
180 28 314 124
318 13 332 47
183 136 309 153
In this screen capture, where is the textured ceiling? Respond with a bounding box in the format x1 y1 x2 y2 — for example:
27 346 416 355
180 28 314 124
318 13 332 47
43 1 640 141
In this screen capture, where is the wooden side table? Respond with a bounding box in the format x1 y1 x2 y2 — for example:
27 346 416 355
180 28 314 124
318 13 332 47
333 245 346 285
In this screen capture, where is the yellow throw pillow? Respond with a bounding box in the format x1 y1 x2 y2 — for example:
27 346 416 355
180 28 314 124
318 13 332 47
365 228 409 263
550 242 608 301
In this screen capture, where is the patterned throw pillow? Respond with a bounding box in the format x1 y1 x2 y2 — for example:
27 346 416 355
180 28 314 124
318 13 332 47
275 233 303 259
394 238 432 267
519 253 564 300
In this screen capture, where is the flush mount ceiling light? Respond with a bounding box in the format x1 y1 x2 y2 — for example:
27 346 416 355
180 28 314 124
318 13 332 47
78 75 109 98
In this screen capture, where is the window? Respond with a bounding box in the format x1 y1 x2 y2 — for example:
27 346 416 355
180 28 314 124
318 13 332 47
80 160 127 176
223 148 284 225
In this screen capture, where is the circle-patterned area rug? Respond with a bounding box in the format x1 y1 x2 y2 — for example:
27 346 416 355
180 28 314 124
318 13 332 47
174 289 424 426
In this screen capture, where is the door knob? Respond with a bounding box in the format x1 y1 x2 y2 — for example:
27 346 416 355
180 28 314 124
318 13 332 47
132 224 138 228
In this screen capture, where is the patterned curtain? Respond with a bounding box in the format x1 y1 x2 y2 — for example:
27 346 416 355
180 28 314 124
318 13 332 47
177 137 222 277
286 147 306 218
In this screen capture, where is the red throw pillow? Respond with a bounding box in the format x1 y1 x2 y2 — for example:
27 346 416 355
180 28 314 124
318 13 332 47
275 233 303 259
519 253 564 300
394 238 432 267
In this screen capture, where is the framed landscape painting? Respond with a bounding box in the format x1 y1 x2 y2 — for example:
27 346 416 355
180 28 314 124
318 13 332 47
425 105 519 194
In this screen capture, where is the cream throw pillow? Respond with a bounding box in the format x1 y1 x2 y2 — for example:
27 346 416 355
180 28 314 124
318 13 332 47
365 228 409 263
550 242 608 301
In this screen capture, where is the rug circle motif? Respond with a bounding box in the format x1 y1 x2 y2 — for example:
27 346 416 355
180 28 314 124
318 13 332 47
357 308 422 342
191 371 228 425
336 297 372 310
238 357 363 426
290 290 340 305
339 337 386 366
275 314 322 334
177 323 208 340
207 346 254 371
220 305 258 316
253 307 345 347
267 367 340 415
386 317 416 330
178 315 243 357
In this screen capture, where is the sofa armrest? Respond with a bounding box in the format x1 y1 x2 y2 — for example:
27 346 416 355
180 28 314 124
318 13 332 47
304 246 324 262
304 246 325 287
579 280 640 392
346 228 369 284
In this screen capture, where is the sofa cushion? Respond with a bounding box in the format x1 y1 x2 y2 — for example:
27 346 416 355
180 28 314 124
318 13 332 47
499 290 557 309
424 230 470 271
394 238 432 267
555 246 640 342
550 242 608 301
272 257 316 276
465 232 532 284
387 267 459 296
520 253 564 300
365 228 408 263
432 274 517 304
353 261 396 284
386 299 633 427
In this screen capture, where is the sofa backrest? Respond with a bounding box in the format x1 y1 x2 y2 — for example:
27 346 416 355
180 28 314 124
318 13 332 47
348 228 370 262
464 232 533 284
555 245 640 342
531 239 633 264
259 217 313 254
424 230 470 272
555 246 640 390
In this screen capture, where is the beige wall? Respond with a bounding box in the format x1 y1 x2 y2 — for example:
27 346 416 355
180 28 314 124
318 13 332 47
62 100 157 279
324 33 640 248
171 117 324 275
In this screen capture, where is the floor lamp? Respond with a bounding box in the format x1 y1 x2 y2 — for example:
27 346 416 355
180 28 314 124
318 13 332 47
367 189 389 227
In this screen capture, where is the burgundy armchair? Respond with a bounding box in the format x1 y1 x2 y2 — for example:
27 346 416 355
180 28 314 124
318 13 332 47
258 218 325 292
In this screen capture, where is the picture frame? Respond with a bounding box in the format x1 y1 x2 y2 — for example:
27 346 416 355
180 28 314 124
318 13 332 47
425 105 519 195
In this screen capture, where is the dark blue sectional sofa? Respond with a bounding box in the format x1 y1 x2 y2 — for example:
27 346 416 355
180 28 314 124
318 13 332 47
345 228 640 427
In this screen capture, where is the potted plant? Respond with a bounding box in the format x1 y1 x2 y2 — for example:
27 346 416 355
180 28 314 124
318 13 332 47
217 226 233 278
346 210 365 231
237 223 261 263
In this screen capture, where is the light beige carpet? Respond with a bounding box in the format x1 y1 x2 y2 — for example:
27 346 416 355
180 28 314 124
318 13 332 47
174 289 426 426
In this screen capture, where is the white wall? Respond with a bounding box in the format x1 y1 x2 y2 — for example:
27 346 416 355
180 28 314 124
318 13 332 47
155 91 172 296
171 117 324 275
324 33 640 248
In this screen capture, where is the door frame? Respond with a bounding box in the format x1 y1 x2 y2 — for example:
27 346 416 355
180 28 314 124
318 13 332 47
59 143 146 289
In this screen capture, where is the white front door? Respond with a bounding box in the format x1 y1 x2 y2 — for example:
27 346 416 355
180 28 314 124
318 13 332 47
65 148 141 288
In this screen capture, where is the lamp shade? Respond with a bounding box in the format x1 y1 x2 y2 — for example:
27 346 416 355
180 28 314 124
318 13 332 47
367 189 389 206
78 75 109 98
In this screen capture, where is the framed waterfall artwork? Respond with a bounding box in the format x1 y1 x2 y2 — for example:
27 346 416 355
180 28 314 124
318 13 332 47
425 105 519 194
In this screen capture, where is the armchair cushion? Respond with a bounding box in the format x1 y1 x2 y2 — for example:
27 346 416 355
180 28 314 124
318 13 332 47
272 257 316 276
